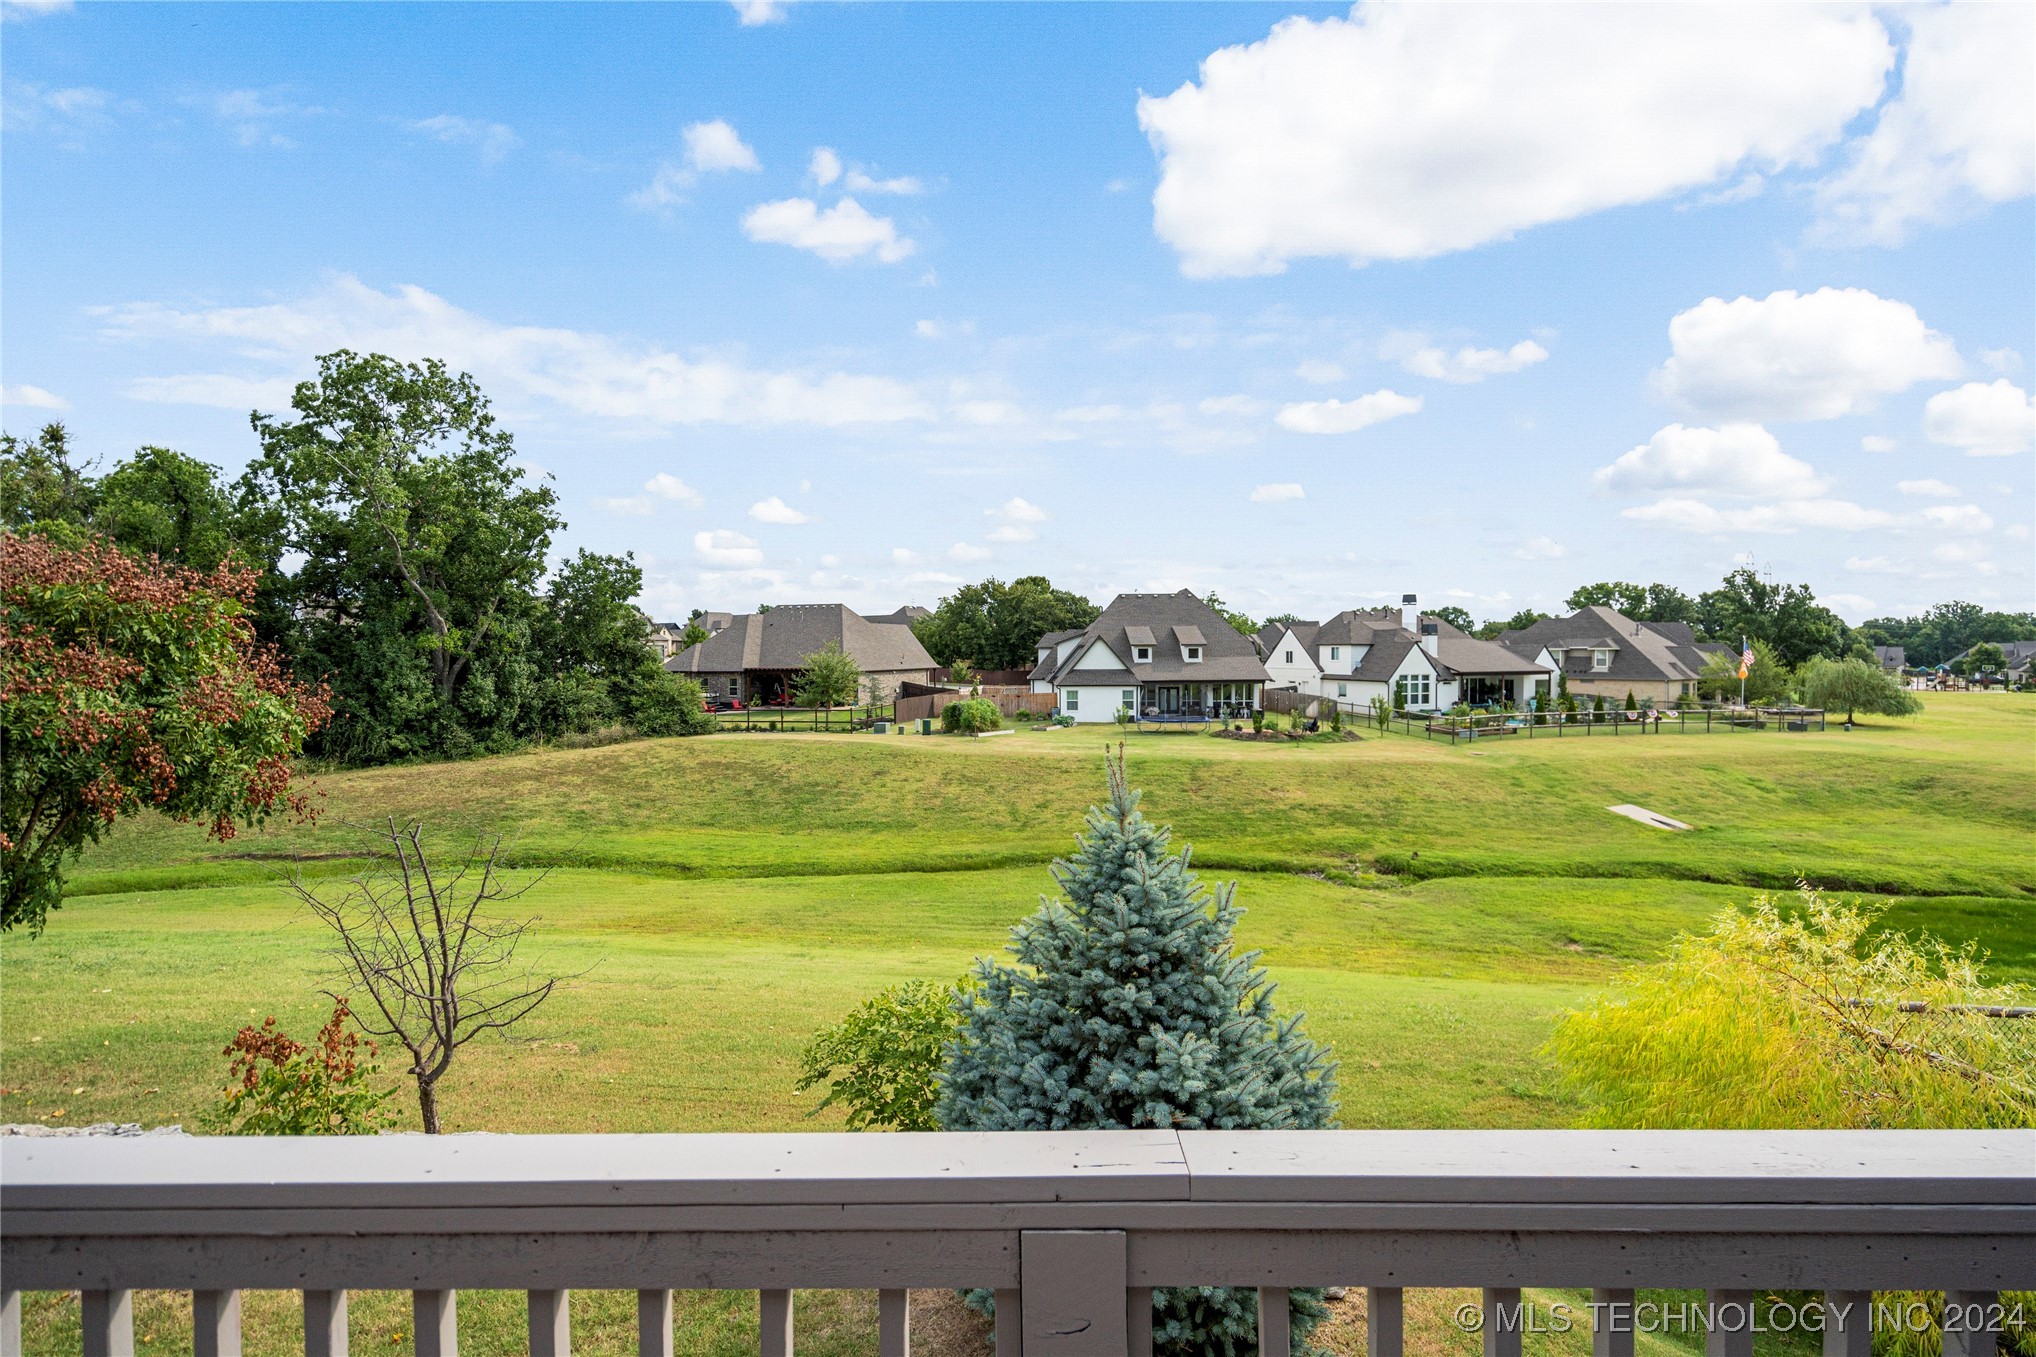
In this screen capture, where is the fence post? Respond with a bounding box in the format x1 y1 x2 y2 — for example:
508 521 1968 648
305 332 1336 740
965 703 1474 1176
1021 1230 1128 1357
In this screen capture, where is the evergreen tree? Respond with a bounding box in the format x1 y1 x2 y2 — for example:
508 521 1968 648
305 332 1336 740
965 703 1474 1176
940 751 1337 1357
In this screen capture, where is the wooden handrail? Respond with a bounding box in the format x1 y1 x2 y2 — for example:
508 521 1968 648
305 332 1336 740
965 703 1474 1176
3 1130 2029 1357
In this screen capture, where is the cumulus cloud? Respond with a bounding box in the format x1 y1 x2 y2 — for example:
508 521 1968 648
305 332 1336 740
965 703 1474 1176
749 496 810 524
1 383 69 409
1250 482 1305 502
1654 288 1961 421
731 0 787 24
645 472 704 507
1861 435 1898 453
1275 389 1421 434
1514 536 1566 560
408 114 520 164
1137 3 1891 275
1897 478 1960 499
809 147 841 186
741 197 915 263
1922 504 1994 534
1594 423 1828 500
99 274 934 427
1400 339 1548 384
696 529 763 566
630 118 760 207
986 496 1048 542
1923 380 2034 456
845 168 922 195
1813 3 2035 246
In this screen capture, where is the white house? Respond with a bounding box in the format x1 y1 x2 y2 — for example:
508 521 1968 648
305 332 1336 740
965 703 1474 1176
1029 590 1269 722
1255 594 1549 713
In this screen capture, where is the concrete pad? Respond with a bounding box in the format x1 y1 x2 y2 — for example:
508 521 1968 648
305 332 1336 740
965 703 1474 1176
1607 803 1692 831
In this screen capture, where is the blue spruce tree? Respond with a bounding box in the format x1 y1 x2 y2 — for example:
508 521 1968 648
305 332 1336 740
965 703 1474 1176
939 750 1338 1356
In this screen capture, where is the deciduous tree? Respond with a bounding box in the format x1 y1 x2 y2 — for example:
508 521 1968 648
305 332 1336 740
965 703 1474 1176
1799 657 1923 723
1 533 330 934
912 575 1099 671
794 640 863 708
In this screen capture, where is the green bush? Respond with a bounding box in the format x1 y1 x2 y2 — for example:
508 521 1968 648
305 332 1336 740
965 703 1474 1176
634 674 714 736
941 697 1003 733
795 979 965 1131
1624 690 1638 711
211 1000 394 1135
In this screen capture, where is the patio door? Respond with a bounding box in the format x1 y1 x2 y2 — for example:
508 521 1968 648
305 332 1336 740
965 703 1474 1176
1157 686 1182 713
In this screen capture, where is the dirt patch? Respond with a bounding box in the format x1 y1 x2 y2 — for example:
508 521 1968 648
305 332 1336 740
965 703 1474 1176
912 1288 994 1357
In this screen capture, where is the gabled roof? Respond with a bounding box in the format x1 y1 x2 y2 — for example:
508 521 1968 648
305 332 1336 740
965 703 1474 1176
1043 590 1269 687
1497 606 1719 683
665 604 935 675
1257 621 1321 658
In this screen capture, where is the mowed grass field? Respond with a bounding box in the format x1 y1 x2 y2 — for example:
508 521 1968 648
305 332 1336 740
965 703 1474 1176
4 695 2031 1356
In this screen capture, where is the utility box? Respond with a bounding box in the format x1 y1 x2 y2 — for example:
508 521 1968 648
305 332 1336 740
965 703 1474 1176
918 718 935 735
872 721 891 734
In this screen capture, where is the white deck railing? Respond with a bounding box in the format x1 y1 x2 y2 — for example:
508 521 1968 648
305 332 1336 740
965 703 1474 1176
3 1129 2030 1357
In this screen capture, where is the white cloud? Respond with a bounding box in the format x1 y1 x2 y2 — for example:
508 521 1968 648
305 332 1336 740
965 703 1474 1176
730 0 787 25
685 119 761 173
1623 497 1895 535
1295 359 1345 384
1923 380 2034 457
1250 482 1305 503
1199 395 1266 417
914 318 974 341
809 147 841 186
749 495 810 525
1594 423 1827 499
1 383 69 409
1137 4 1891 275
951 399 1023 427
1980 348 2024 374
1897 478 1960 499
1400 339 1548 384
100 274 934 427
2006 524 2033 542
890 548 919 566
1861 435 1898 453
2 82 117 139
741 197 915 263
948 542 992 563
603 496 655 516
202 89 311 149
845 168 922 195
1845 556 1901 575
696 529 763 566
1654 288 1961 422
986 496 1048 542
408 114 520 165
4 0 77 18
1056 404 1126 423
1813 3 2035 246
1275 389 1421 435
1514 536 1566 560
644 472 703 507
1922 504 1995 534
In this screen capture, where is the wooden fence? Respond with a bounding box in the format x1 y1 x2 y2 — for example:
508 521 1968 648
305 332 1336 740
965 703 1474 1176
894 686 1055 725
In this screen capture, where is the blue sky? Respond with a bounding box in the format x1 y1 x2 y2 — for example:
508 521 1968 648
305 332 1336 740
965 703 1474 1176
4 1 2032 625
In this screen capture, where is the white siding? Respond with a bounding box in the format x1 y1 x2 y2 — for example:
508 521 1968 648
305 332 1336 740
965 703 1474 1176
1261 628 1320 694
1073 639 1126 670
1058 686 1136 723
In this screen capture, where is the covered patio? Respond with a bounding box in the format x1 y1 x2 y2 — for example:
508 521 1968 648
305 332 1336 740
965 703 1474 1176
1139 681 1259 720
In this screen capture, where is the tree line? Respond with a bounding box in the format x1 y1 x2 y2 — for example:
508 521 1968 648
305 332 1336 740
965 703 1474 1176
2 351 711 772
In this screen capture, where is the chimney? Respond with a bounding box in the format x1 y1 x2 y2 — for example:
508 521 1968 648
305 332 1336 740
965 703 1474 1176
1420 620 1440 657
1400 593 1419 633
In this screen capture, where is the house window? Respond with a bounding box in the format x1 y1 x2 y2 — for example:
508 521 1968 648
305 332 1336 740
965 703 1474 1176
1592 649 1611 672
1337 683 1348 698
1122 690 1135 709
1134 646 1152 662
1184 646 1202 663
1284 650 1294 663
1329 646 1341 662
1396 673 1432 708
1065 689 1080 711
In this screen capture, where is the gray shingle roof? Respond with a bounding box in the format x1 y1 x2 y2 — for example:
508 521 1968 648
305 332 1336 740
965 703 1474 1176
1044 590 1269 686
1497 606 1719 683
665 604 935 675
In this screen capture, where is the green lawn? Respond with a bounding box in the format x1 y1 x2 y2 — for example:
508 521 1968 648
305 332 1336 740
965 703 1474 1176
4 694 2031 1355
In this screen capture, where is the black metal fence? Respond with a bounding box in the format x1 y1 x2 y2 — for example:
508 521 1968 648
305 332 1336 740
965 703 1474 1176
710 703 896 732
1359 704 1828 743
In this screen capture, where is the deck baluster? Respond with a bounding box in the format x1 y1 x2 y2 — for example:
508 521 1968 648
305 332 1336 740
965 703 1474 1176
1705 1289 1754 1357
194 1290 242 1357
304 1290 348 1357
1127 1288 1154 1357
1592 1288 1634 1357
1483 1287 1523 1357
760 1290 794 1357
1 1289 19 1357
1259 1288 1291 1357
1823 1291 1871 1357
82 1290 134 1357
878 1290 909 1357
993 1290 1020 1357
529 1290 570 1357
1944 1291 1999 1357
1367 1287 1404 1357
638 1290 673 1357
413 1290 457 1357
